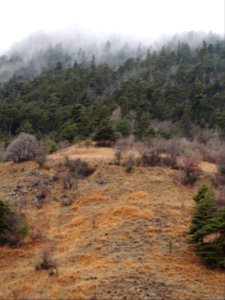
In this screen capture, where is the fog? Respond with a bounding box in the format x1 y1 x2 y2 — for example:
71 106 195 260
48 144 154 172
0 0 224 53
0 26 223 82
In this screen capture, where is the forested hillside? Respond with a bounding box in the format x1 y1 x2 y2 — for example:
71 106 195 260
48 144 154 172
0 37 224 142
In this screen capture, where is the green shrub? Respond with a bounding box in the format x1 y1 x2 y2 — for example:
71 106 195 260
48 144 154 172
189 185 225 268
116 119 131 137
0 200 28 246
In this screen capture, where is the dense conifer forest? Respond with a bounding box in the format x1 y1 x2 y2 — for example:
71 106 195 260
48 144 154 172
0 37 224 143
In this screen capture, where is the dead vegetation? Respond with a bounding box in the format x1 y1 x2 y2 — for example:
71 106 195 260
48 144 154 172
1 139 225 299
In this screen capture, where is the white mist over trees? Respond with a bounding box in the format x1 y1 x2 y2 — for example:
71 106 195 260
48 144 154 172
0 29 223 82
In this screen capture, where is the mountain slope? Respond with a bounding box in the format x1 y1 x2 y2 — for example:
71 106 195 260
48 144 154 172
0 147 224 300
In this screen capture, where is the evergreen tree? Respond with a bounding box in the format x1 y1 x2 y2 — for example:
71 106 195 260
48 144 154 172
93 120 116 145
116 119 131 137
180 100 192 136
189 185 216 244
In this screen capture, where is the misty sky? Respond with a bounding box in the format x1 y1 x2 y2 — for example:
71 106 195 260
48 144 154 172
1 0 224 52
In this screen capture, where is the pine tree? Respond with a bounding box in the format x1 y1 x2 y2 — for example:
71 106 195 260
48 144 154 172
189 185 216 244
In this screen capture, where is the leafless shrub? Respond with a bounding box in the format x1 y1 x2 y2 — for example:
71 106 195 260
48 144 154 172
60 195 76 206
15 197 27 210
180 156 201 185
139 141 161 166
190 126 214 144
200 147 218 164
217 153 225 176
30 176 42 187
52 162 67 181
30 176 51 208
125 154 134 173
111 106 122 125
30 229 43 241
211 174 225 188
35 141 48 167
152 120 174 132
142 150 161 166
199 131 225 163
95 140 115 147
114 138 132 165
35 250 56 271
156 138 181 169
1 231 21 247
64 157 95 178
62 173 78 190
0 145 5 162
114 149 122 165
4 133 38 162
215 188 225 207
58 140 70 150
36 182 49 199
115 138 131 151
84 139 93 149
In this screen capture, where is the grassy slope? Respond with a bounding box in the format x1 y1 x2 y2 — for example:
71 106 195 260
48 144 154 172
0 147 224 300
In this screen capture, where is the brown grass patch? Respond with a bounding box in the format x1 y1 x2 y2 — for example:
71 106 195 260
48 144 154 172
128 191 148 201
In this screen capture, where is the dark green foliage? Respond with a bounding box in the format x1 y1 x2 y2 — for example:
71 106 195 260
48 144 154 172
94 121 116 146
189 185 225 268
137 112 155 140
189 186 216 243
0 39 224 141
58 122 78 142
193 184 213 203
49 140 58 153
0 200 11 232
180 100 192 136
0 200 28 246
196 241 225 268
116 119 131 137
195 208 225 268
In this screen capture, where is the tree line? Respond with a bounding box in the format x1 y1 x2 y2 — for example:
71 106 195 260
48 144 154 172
0 39 224 143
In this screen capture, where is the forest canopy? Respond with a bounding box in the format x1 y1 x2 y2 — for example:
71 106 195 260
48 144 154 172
0 37 224 142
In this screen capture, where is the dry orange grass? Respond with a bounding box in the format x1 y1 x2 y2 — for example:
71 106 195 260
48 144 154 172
0 146 224 300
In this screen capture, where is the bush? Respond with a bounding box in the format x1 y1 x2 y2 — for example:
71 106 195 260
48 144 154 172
3 133 48 166
35 250 57 272
141 149 161 167
35 141 48 167
217 153 225 176
114 149 122 165
189 185 225 268
125 155 134 173
64 157 95 178
94 121 116 147
49 140 58 153
4 133 38 162
62 173 78 190
59 122 78 142
180 156 200 185
116 119 131 137
215 189 225 207
0 200 28 246
0 145 4 162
